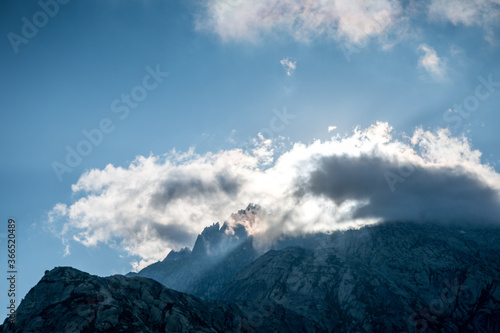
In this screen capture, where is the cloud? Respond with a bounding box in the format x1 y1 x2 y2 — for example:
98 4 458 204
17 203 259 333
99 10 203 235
48 122 500 270
418 44 447 81
428 0 500 41
302 154 500 222
195 0 500 45
195 0 399 45
328 125 337 132
150 172 240 208
280 57 297 76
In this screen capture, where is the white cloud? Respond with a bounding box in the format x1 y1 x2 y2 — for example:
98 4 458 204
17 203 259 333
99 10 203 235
280 57 297 76
328 125 337 132
62 239 71 257
428 0 500 42
418 44 447 81
428 0 500 25
48 122 500 271
196 0 400 45
195 0 500 45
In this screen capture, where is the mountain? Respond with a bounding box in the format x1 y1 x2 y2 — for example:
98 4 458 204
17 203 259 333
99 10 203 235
128 204 260 299
1 217 500 332
220 222 500 332
0 267 317 333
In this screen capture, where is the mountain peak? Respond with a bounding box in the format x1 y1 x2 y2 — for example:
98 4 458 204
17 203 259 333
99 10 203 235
189 205 262 257
226 203 263 235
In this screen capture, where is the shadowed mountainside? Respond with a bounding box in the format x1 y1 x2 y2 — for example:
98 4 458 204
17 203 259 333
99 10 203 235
220 222 500 332
0 267 317 333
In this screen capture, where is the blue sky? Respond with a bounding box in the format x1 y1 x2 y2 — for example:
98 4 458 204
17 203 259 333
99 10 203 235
1 0 500 308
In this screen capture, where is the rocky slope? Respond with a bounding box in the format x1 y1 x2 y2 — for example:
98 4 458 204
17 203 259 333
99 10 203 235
221 222 500 332
0 267 317 333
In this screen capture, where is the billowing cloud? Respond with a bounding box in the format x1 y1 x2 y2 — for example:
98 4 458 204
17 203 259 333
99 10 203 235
302 154 499 222
195 0 500 44
48 122 500 270
418 44 447 80
280 57 297 76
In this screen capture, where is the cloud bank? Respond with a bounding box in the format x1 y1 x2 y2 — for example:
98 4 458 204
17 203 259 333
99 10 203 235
48 122 500 270
195 0 500 43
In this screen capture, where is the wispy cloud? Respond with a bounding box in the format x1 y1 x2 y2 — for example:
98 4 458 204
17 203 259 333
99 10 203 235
418 44 447 81
48 122 500 271
195 0 500 45
280 57 297 76
428 0 500 42
328 125 337 132
196 0 399 45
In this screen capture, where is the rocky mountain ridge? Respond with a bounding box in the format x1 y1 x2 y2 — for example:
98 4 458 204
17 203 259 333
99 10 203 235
0 266 317 333
128 204 260 299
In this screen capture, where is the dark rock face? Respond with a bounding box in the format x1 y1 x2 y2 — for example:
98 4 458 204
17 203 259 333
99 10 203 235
0 267 318 333
221 222 500 332
1 221 499 332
